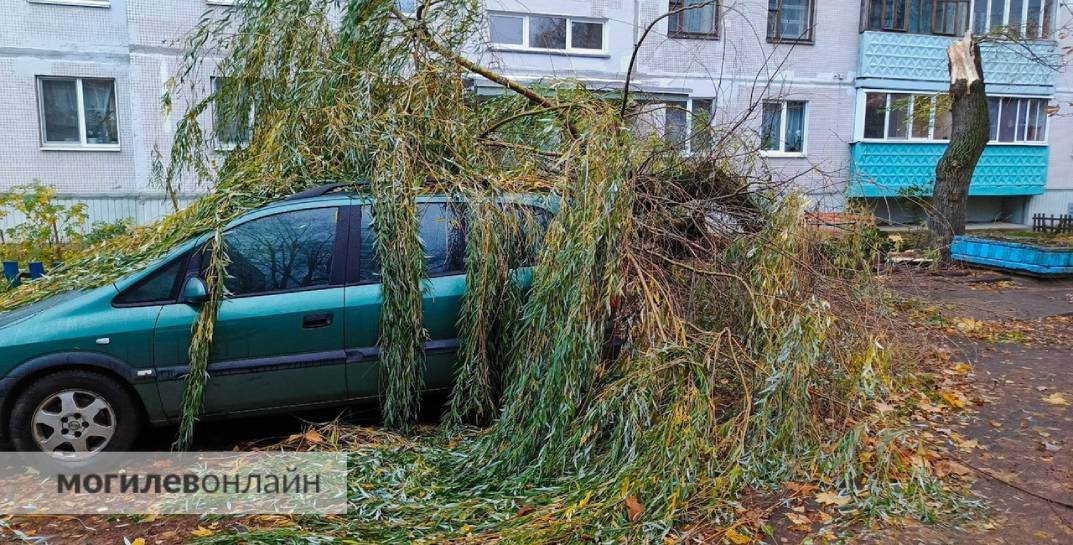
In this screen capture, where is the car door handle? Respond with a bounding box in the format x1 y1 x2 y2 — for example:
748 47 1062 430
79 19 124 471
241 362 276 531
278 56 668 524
302 312 334 329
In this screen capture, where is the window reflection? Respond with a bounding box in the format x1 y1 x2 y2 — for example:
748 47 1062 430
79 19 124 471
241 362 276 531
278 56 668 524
220 208 338 296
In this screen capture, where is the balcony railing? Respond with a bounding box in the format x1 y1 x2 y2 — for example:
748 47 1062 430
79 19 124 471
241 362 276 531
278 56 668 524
848 142 1049 197
857 31 1057 95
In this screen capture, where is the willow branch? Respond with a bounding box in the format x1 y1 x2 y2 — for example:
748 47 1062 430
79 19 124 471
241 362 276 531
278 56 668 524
393 7 578 138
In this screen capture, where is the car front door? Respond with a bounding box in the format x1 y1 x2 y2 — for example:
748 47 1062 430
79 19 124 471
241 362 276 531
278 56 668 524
153 204 350 417
343 199 466 400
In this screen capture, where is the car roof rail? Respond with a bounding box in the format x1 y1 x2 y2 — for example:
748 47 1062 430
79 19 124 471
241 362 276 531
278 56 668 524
284 181 367 201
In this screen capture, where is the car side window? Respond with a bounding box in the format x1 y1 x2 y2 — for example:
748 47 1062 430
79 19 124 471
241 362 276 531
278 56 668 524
114 253 187 306
358 203 465 282
504 204 552 266
214 207 339 296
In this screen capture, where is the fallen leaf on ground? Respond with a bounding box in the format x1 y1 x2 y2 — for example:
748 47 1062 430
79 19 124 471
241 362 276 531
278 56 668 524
785 482 818 495
785 512 811 527
941 391 967 409
814 491 851 507
935 459 973 478
953 317 986 334
724 527 751 544
190 527 215 538
626 496 644 522
951 362 972 374
1042 392 1070 406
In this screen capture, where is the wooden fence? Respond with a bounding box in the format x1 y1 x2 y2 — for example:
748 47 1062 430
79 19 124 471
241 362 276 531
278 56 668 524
1031 214 1073 234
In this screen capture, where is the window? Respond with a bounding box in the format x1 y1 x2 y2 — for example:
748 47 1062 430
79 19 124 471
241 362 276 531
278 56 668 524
27 0 109 7
218 208 339 296
971 0 1056 38
395 0 417 15
37 77 119 149
358 203 466 282
761 101 807 155
862 92 951 141
212 77 252 150
864 0 969 35
114 254 187 306
488 13 605 53
988 96 1048 142
664 99 716 153
669 0 719 38
861 91 1046 143
767 0 813 42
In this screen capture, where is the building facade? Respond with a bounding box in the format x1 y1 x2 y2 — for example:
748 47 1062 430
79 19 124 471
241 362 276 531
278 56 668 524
1 0 1071 228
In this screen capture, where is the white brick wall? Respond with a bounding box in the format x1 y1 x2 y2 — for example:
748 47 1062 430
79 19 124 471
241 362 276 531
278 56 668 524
0 0 1070 229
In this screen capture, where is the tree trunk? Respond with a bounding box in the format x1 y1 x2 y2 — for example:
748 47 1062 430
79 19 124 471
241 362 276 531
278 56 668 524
928 32 991 260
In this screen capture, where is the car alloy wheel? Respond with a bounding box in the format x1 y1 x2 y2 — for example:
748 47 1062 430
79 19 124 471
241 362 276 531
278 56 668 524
31 389 116 454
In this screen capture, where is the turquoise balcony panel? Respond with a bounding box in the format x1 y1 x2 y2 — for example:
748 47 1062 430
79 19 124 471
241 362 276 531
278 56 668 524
857 31 1057 95
849 142 1048 197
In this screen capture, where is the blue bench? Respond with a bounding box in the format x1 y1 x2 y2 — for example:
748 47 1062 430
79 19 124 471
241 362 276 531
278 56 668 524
2 261 50 287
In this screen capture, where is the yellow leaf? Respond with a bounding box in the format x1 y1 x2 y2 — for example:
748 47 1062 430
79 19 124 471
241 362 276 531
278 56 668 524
724 527 751 544
785 512 811 526
814 491 851 507
577 491 593 509
941 391 967 409
952 362 972 374
953 317 985 334
129 539 146 545
1042 393 1070 406
304 429 325 443
191 527 215 538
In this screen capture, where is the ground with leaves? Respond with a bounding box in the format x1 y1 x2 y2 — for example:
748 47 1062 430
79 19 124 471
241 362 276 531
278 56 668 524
855 269 1073 544
2 268 1071 544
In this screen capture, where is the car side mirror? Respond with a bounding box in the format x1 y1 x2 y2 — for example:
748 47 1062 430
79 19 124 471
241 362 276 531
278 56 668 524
181 277 209 305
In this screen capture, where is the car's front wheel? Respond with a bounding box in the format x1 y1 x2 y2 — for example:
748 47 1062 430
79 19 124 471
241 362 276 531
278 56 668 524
9 370 143 454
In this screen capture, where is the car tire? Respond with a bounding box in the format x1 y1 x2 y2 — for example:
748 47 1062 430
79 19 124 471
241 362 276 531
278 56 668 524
9 370 143 454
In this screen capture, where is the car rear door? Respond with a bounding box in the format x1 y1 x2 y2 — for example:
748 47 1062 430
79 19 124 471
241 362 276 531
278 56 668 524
153 202 350 417
343 198 466 400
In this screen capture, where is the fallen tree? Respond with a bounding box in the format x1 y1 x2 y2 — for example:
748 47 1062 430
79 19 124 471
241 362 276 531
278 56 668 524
0 0 973 541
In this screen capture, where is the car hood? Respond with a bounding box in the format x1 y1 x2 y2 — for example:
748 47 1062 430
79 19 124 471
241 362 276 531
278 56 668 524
0 290 86 330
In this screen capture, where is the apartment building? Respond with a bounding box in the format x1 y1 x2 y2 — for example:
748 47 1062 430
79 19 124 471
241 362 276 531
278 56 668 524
1 0 1070 227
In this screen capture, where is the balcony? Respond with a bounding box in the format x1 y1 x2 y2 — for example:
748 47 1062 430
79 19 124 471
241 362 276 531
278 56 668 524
848 142 1049 197
856 31 1057 95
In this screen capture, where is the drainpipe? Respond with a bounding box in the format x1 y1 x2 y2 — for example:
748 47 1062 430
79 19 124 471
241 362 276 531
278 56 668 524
633 0 641 44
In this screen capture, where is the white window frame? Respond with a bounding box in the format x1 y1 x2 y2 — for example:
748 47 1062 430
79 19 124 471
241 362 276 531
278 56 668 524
860 92 945 141
760 100 808 157
206 0 238 6
27 0 109 7
664 98 717 154
988 95 1051 144
36 76 121 152
487 11 609 56
393 0 417 16
971 0 1057 38
855 89 1049 145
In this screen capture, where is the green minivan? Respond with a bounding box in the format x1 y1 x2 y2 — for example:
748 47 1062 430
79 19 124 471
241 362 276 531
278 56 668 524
0 186 552 453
